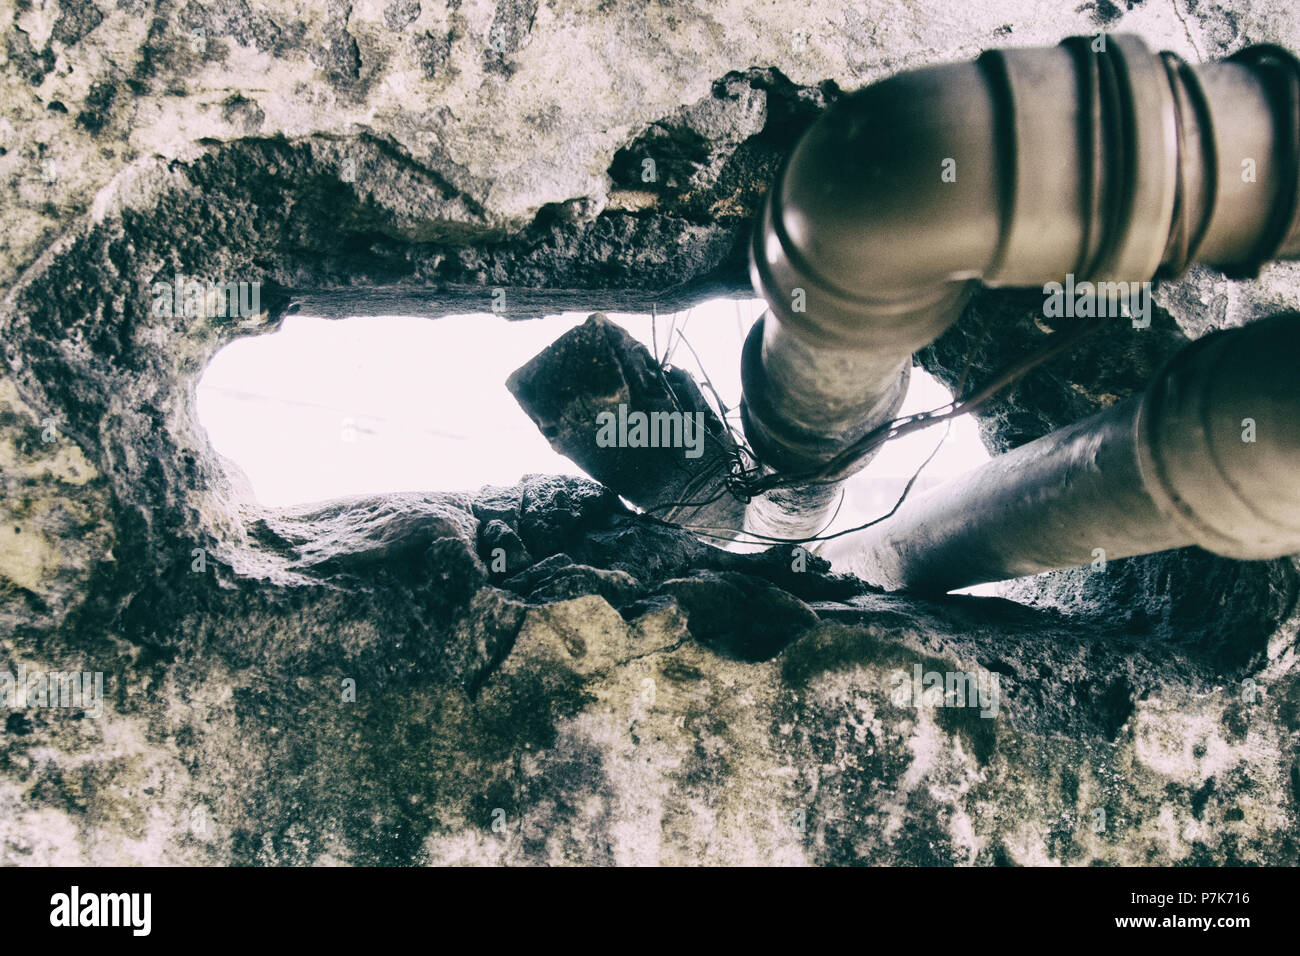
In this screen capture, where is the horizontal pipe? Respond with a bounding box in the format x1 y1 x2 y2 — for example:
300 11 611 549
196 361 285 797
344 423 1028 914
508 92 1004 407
818 313 1300 592
741 35 1300 541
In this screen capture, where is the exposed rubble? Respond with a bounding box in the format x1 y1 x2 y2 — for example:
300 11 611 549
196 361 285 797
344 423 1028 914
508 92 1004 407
2 0 1298 864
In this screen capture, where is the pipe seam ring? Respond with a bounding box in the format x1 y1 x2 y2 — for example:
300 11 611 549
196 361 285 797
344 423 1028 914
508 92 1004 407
1223 44 1300 277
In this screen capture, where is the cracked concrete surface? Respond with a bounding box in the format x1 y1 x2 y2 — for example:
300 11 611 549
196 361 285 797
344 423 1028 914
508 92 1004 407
2 0 1299 864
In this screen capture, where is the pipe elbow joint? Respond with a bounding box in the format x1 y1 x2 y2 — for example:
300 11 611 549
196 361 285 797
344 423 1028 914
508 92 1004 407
749 60 997 355
750 35 1300 356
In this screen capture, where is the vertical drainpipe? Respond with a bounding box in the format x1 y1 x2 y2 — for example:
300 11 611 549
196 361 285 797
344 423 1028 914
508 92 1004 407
740 35 1300 542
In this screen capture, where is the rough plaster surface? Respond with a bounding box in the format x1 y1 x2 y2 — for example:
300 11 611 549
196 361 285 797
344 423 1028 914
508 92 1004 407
2 0 1299 864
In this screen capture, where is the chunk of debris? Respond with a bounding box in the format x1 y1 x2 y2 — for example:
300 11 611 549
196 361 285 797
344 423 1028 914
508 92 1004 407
506 313 745 536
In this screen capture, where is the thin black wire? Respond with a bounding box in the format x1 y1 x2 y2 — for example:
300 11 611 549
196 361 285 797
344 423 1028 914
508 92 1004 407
637 306 1104 547
685 420 952 548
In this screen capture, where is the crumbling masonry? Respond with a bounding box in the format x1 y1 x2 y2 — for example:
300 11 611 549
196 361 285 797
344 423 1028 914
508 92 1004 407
2 1 1299 864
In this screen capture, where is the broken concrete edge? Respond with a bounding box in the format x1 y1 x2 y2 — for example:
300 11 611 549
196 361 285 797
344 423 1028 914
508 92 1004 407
5 468 1297 864
4 0 1300 862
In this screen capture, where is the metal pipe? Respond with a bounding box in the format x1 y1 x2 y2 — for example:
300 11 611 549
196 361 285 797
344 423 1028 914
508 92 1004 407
741 35 1300 540
817 313 1300 592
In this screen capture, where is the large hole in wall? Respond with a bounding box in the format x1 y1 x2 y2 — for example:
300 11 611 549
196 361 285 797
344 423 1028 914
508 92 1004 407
196 297 992 516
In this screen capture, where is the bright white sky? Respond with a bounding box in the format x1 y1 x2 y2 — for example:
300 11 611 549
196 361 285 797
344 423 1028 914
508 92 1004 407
197 298 992 513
